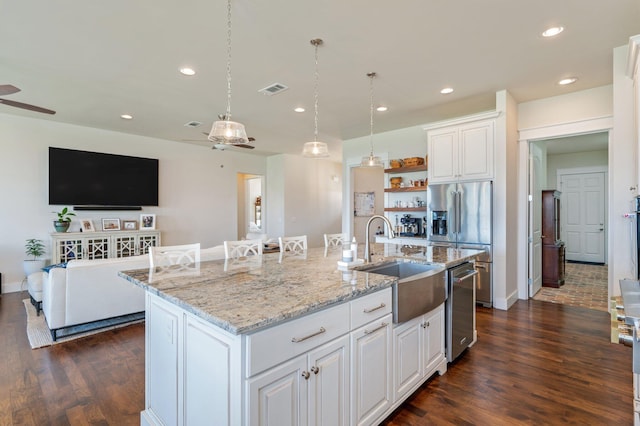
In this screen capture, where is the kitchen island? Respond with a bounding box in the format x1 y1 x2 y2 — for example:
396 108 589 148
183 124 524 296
120 244 482 426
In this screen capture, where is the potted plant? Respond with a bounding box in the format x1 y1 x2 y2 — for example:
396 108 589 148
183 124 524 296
23 238 46 276
52 206 76 232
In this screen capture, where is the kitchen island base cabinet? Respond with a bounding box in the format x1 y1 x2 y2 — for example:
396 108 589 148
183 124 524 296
141 286 448 426
393 304 446 402
350 314 393 426
248 335 350 426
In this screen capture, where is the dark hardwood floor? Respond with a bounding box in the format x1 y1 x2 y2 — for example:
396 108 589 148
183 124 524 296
0 291 633 425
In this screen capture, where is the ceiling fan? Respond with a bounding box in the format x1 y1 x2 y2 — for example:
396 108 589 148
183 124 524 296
182 114 255 150
0 84 56 115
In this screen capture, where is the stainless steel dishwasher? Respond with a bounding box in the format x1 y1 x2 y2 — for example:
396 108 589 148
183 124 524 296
446 262 477 362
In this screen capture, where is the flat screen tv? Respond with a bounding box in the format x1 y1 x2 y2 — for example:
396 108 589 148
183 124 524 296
49 147 159 208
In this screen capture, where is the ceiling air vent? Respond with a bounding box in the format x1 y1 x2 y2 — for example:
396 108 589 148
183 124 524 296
184 121 202 128
258 83 289 96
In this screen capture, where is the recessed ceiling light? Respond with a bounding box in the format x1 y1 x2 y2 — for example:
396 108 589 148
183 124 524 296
376 106 388 112
542 26 564 38
558 77 577 85
120 114 133 120
294 107 305 113
440 87 454 94
179 67 196 76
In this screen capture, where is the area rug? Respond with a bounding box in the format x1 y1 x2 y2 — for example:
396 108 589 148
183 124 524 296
23 299 144 349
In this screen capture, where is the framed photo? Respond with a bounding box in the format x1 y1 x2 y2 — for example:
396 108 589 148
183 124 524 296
102 218 121 231
80 219 95 232
122 220 138 231
140 214 156 230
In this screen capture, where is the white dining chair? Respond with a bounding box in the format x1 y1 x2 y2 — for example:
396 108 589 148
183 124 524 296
324 233 346 249
149 243 201 268
224 239 263 259
278 235 308 254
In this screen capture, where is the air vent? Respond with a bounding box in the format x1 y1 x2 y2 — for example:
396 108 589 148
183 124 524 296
184 121 202 128
258 83 289 96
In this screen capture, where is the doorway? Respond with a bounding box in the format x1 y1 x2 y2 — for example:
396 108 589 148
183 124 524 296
528 132 610 311
237 173 264 239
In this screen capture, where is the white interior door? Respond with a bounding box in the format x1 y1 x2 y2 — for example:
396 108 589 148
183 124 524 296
558 171 606 263
529 143 544 297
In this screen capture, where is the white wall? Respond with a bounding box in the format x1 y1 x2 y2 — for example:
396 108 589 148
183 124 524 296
546 150 608 189
0 113 266 292
266 154 342 248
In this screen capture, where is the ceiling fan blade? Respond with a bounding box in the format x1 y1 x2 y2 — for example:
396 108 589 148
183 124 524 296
201 131 255 142
0 98 56 114
0 85 20 96
235 144 255 149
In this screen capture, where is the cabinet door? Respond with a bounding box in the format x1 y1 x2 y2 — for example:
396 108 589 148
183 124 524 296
350 313 392 426
307 335 349 426
146 295 180 426
393 316 422 401
184 315 237 426
423 305 445 375
138 233 160 255
248 356 308 426
458 121 494 181
113 234 137 258
428 128 458 183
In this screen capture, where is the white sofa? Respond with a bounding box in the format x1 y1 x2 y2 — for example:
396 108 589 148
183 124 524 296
42 245 226 340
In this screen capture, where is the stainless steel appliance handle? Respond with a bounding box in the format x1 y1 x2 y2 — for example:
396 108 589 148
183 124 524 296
454 270 478 284
451 191 458 234
474 264 488 270
456 191 462 234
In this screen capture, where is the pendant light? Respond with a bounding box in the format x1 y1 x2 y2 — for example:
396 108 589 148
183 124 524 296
360 72 383 167
302 38 330 158
208 0 249 145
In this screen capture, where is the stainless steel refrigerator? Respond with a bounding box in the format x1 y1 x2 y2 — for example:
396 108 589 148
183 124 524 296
428 180 493 307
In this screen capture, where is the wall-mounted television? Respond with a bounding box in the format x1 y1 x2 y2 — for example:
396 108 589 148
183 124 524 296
49 147 159 208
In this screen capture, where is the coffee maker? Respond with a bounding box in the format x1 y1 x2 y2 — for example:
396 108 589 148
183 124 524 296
400 214 422 237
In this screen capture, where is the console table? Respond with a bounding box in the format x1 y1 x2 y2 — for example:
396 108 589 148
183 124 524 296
51 230 161 263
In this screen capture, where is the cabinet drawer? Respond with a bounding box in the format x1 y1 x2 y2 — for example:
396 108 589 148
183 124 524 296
246 303 350 377
350 288 392 330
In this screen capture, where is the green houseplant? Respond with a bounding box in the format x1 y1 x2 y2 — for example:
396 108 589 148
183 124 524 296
23 238 46 276
52 206 76 232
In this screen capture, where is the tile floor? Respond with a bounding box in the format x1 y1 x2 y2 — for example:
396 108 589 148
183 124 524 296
532 261 608 312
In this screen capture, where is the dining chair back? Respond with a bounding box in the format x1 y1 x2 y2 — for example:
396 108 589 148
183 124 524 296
224 239 264 259
324 233 346 249
278 235 308 255
149 243 201 268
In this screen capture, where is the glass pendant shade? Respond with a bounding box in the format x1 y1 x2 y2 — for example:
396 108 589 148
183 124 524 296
302 141 330 158
208 119 248 144
360 152 383 167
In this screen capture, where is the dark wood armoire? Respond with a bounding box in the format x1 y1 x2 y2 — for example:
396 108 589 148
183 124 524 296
541 190 565 288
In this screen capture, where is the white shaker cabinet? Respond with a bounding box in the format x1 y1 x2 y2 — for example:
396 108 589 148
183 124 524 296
350 313 393 426
427 118 495 184
248 335 350 426
392 303 446 402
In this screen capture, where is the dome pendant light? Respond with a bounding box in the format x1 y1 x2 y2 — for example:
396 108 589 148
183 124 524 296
208 0 249 146
302 39 330 158
360 72 383 167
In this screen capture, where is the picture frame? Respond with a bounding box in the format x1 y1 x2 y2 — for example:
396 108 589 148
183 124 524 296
80 219 95 232
122 220 138 231
102 218 121 231
140 213 156 230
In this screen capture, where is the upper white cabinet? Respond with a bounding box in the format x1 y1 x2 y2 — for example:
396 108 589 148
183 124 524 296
427 118 495 184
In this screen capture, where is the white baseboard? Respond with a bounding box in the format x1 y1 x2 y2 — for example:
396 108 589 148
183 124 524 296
493 288 520 310
2 279 26 294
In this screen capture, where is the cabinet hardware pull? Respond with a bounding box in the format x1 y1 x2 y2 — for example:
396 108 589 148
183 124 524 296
474 264 487 270
363 303 386 313
311 366 320 375
454 270 478 284
422 321 430 328
302 371 310 380
291 327 326 343
364 322 388 335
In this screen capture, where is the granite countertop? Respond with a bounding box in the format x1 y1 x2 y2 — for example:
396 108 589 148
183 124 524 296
119 243 483 335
